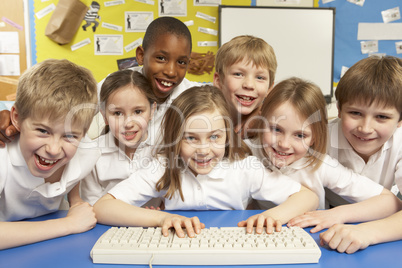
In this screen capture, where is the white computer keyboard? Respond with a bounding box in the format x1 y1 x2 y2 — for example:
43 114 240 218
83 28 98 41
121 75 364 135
91 226 321 265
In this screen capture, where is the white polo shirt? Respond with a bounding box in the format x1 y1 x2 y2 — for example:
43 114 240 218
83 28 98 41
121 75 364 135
109 156 302 210
0 137 100 221
327 118 402 191
80 131 154 205
97 66 203 145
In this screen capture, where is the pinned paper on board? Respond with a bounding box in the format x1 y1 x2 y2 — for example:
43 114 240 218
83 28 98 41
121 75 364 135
0 32 19 53
358 23 402 40
94 34 123 55
194 0 221 6
381 7 401 23
159 0 187 17
347 0 365 7
125 12 153 32
0 55 20 76
396 41 402 54
360 40 378 54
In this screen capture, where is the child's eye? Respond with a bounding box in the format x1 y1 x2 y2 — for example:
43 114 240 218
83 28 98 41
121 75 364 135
376 114 390 120
113 111 123 116
269 126 281 133
178 60 188 66
156 56 166 61
184 136 196 142
295 133 306 139
233 72 243 77
256 75 267 81
210 134 219 141
134 110 143 115
37 128 48 134
349 111 361 116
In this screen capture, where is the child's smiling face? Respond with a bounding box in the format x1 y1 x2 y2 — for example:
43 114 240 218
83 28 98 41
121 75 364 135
137 33 191 102
262 101 314 168
180 110 227 176
339 101 402 162
11 109 84 179
103 85 155 157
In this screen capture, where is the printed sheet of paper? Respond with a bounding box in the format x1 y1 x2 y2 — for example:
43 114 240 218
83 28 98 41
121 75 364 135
0 32 19 53
125 12 153 32
0 55 20 76
94 35 123 55
358 23 402 40
159 0 186 17
193 0 221 6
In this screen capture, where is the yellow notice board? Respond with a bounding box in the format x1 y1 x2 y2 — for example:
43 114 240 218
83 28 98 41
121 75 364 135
33 0 251 83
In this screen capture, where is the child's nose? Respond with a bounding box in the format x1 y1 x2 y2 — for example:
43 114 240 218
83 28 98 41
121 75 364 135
242 76 254 89
277 136 290 149
163 61 177 78
358 118 374 133
46 138 62 156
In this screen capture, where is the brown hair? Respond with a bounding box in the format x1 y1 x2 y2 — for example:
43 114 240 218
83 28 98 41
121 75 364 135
257 77 328 170
155 85 251 200
14 59 98 134
336 56 402 120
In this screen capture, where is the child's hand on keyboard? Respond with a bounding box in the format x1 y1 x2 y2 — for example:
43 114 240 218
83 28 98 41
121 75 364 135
287 209 342 233
160 214 205 238
237 213 282 234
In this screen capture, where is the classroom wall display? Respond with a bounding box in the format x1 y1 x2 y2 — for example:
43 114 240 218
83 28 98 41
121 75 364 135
319 0 402 83
220 5 335 101
30 0 251 83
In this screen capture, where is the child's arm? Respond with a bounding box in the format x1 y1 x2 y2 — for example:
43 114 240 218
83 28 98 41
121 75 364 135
288 188 402 233
238 185 318 234
0 109 18 147
320 209 402 254
93 194 205 238
0 202 96 250
67 182 84 207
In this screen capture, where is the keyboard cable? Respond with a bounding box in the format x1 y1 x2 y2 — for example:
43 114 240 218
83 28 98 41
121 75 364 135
149 253 155 268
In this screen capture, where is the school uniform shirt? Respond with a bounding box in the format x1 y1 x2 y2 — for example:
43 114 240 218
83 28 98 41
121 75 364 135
108 156 302 210
97 66 203 145
0 136 100 221
246 138 384 209
80 131 154 205
327 118 402 191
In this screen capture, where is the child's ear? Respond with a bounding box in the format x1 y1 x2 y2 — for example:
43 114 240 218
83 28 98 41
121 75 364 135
10 106 21 131
213 72 221 89
336 103 341 118
135 46 145 65
266 84 274 97
397 119 402 128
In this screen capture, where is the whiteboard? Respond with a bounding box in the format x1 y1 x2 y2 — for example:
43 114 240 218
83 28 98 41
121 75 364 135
219 6 335 101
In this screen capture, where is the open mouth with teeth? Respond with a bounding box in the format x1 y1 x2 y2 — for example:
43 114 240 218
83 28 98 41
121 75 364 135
354 135 376 141
272 147 292 158
193 158 212 167
236 95 256 106
122 131 138 141
35 154 60 170
156 78 175 92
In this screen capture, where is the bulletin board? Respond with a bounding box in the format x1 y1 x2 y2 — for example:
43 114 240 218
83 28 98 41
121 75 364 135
29 0 251 83
220 6 335 101
319 0 402 83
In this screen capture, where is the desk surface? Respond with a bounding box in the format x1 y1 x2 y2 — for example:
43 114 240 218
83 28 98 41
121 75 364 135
1 210 401 268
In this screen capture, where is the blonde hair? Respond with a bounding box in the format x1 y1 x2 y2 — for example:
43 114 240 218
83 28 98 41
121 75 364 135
14 59 98 134
336 56 402 120
155 85 251 200
215 35 277 88
257 77 328 171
